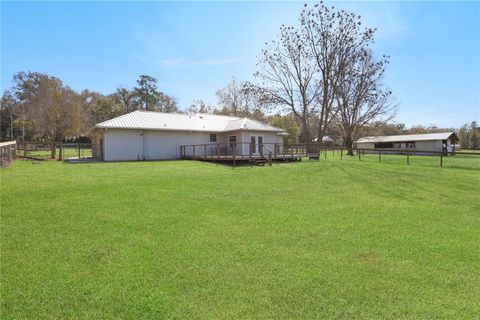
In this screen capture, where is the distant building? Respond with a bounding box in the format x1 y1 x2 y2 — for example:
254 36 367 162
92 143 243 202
312 136 336 145
356 132 459 155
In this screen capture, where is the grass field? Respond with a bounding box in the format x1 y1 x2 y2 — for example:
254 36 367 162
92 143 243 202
1 155 479 319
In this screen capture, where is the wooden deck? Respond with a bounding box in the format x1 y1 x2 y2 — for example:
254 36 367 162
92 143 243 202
179 142 480 167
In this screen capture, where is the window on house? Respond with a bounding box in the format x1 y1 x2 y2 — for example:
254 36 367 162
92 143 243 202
229 136 236 148
210 134 217 142
406 142 416 149
393 143 401 149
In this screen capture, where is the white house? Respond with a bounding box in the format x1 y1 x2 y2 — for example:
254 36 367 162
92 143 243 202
92 111 286 161
356 132 459 154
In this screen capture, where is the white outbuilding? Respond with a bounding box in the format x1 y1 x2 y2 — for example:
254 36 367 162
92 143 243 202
356 132 459 154
92 111 286 161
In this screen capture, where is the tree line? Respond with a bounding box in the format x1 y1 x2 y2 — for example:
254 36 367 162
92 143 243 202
0 72 179 142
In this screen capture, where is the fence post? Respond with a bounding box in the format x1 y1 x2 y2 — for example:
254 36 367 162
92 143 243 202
58 143 63 161
204 144 207 161
274 143 277 163
341 148 343 160
217 143 220 161
193 145 196 160
51 143 56 159
23 142 27 157
268 151 272 166
407 151 410 165
358 149 361 161
379 150 381 163
440 152 443 167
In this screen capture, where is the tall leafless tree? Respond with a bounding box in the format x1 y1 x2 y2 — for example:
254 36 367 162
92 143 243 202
335 49 395 154
252 24 320 143
216 78 251 117
301 2 377 143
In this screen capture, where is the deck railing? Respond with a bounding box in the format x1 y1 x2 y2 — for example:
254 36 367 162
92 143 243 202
180 142 307 164
180 142 480 167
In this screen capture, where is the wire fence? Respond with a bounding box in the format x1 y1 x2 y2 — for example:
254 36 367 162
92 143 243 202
0 141 16 168
16 142 92 161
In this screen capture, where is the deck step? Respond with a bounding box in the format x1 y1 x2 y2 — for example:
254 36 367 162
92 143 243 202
253 158 269 166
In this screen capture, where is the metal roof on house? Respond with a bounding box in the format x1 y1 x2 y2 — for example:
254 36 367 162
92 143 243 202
95 110 286 133
357 132 458 143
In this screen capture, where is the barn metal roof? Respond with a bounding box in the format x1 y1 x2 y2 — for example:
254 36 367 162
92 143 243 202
357 132 458 143
95 110 286 133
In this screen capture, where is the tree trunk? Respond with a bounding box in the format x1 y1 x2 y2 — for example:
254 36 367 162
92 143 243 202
344 134 354 156
301 118 310 144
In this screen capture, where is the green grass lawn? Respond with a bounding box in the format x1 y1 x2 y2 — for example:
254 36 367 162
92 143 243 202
1 155 479 319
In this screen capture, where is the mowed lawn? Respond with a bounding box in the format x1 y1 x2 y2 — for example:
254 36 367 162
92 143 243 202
1 155 479 319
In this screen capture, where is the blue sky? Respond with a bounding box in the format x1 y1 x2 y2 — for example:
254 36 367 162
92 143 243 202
1 1 479 128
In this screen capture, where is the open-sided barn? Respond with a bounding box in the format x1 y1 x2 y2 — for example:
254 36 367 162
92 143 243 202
356 132 459 155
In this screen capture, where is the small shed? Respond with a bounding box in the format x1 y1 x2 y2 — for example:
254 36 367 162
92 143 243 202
356 132 459 155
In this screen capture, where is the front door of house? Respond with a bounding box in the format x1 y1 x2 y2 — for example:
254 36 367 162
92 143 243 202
250 135 263 155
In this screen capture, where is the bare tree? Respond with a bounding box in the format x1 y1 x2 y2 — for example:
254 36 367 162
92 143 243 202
301 2 377 143
253 24 319 143
216 78 255 117
115 87 137 113
335 49 395 154
186 99 213 114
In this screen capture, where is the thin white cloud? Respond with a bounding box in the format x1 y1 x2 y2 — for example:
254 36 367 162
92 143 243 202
123 51 238 69
157 57 238 68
